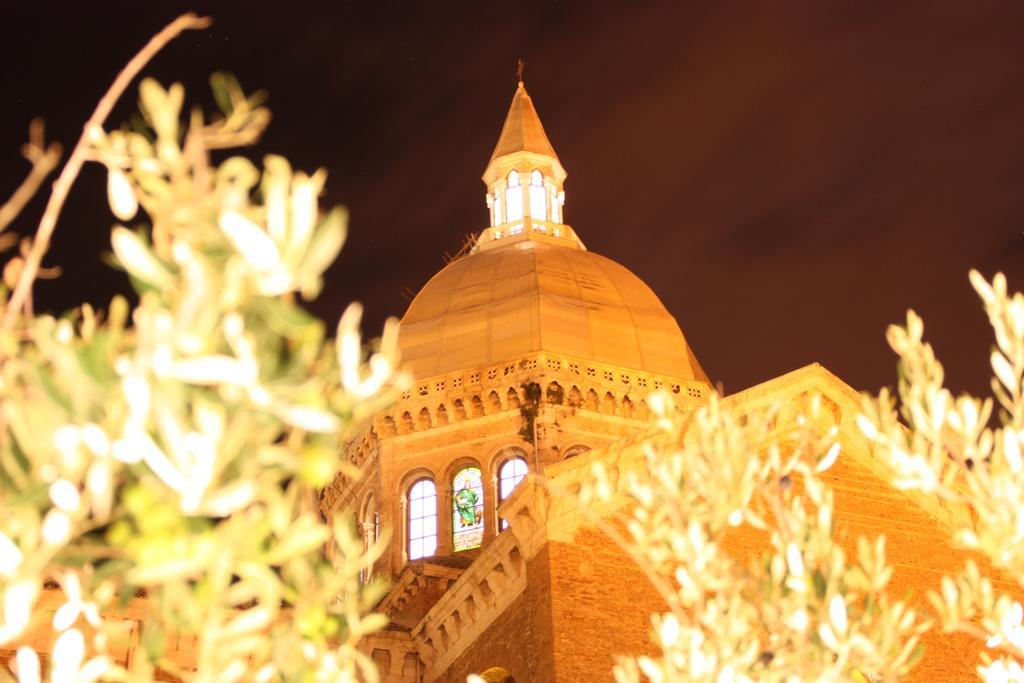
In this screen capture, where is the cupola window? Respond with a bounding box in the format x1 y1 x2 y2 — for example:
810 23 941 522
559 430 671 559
506 171 523 222
529 169 546 222
452 466 484 551
408 478 438 560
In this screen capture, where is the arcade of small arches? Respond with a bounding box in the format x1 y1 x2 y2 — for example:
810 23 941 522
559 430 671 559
486 168 565 230
375 381 655 439
395 354 701 411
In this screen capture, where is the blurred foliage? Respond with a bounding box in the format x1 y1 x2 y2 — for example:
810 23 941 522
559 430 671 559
860 270 1024 682
578 390 928 682
0 74 406 682
577 269 1024 682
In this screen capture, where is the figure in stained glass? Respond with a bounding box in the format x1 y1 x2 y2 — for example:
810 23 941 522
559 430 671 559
455 485 480 527
452 466 484 551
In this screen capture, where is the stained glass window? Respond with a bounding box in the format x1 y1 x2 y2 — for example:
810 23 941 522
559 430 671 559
408 479 437 560
498 457 528 530
452 466 484 551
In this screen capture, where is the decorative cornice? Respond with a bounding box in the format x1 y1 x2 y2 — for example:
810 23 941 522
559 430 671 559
375 351 709 440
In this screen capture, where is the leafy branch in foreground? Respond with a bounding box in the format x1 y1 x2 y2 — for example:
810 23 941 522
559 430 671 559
578 390 928 682
0 70 406 682
859 271 1024 682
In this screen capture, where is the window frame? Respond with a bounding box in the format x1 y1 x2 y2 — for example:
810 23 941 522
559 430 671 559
497 456 528 530
407 477 438 561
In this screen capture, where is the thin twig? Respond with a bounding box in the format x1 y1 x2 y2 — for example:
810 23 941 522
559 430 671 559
1 12 212 330
0 120 62 234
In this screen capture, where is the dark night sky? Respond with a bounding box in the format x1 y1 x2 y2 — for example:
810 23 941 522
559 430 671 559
2 2 1023 397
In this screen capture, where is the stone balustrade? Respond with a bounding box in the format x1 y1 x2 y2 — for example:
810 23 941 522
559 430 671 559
410 531 527 681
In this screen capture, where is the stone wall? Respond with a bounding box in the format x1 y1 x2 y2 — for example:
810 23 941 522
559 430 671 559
547 528 665 682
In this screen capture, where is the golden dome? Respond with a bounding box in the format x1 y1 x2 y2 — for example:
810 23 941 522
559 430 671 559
397 79 708 385
397 236 708 383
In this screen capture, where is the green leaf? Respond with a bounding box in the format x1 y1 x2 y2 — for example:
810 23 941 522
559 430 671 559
138 78 166 127
216 157 261 194
111 227 174 289
141 619 166 661
210 71 239 116
252 297 318 338
354 612 389 638
296 206 347 296
812 569 827 598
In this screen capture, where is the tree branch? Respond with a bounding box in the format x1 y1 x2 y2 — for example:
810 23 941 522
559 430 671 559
1 12 212 330
0 119 62 235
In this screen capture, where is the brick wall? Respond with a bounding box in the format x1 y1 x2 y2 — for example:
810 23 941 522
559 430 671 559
546 527 665 682
719 453 1019 682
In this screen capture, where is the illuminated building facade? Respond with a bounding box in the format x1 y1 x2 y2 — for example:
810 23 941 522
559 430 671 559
320 81 1005 682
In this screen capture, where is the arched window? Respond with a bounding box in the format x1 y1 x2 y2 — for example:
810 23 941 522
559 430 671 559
528 170 546 222
637 399 650 420
452 466 484 551
506 171 523 222
471 395 485 418
506 387 521 409
408 479 437 560
488 390 503 412
498 457 528 530
546 381 564 404
493 191 503 226
621 397 635 418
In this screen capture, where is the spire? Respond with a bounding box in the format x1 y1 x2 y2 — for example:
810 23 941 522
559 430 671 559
476 77 581 252
484 81 563 179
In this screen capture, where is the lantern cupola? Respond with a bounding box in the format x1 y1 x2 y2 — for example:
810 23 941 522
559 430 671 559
478 80 582 250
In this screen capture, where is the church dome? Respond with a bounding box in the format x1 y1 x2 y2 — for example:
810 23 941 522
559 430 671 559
398 237 708 383
397 79 708 385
